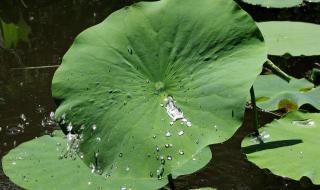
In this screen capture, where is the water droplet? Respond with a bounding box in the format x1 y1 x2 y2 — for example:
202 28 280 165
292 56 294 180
160 104 164 107
156 146 160 152
67 123 73 132
165 131 171 137
92 124 97 131
186 121 192 127
128 47 133 55
178 130 184 136
12 161 16 165
179 150 184 155
149 172 154 177
292 119 315 127
126 166 130 172
167 156 172 160
6 125 24 136
250 131 270 144
152 135 157 139
20 114 26 121
170 121 174 126
49 112 55 119
96 137 101 142
119 153 123 157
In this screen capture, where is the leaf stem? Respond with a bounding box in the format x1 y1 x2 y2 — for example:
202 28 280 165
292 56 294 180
264 59 292 82
250 86 259 136
168 174 176 190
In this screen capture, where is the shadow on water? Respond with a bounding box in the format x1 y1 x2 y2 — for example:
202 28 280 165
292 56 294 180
0 1 320 189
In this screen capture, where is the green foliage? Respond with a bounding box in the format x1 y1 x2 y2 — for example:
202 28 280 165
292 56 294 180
51 0 265 185
253 75 320 111
0 16 31 49
242 111 320 184
257 21 320 56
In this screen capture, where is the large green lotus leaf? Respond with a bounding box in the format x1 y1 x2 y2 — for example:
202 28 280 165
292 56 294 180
52 0 266 185
257 21 320 56
241 0 302 8
254 75 320 111
242 111 320 184
2 131 166 190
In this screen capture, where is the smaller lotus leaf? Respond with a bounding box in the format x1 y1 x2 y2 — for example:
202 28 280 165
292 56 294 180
253 75 320 111
257 21 320 56
2 131 211 190
242 111 320 184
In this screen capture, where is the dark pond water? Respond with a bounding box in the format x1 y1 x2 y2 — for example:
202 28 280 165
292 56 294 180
0 0 320 189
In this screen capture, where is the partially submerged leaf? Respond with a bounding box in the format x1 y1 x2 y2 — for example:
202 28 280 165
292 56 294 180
242 111 320 184
257 21 320 56
3 0 266 188
242 0 303 8
253 75 320 111
241 0 320 8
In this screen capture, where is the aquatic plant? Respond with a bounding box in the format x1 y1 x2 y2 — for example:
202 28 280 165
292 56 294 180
2 0 320 189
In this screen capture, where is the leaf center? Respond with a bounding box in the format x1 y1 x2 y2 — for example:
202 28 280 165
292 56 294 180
155 81 165 92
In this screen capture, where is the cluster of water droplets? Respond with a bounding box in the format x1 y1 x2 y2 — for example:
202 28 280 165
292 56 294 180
41 111 57 128
164 96 192 127
292 119 315 127
249 131 271 144
60 122 81 160
2 114 29 136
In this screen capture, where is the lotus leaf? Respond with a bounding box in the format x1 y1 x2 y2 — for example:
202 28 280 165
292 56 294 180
257 21 320 56
253 75 320 111
242 111 320 184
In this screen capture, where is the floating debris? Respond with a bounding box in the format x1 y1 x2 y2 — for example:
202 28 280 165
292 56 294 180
6 125 24 136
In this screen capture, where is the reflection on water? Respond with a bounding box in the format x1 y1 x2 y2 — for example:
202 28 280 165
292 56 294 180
0 0 320 190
